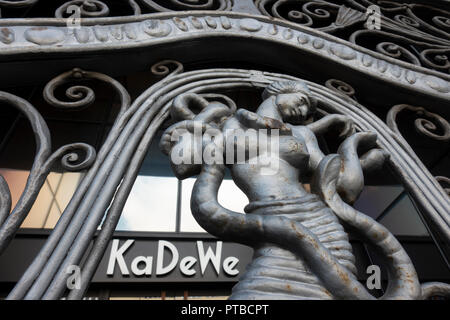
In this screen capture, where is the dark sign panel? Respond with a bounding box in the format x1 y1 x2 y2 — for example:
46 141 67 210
0 233 447 287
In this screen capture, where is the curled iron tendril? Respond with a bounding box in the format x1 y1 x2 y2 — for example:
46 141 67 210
48 143 97 172
394 14 421 27
432 16 450 31
376 42 421 66
302 1 335 20
325 79 356 100
420 49 450 73
387 104 450 142
55 0 110 18
263 0 340 27
255 1 449 74
43 67 131 115
0 142 96 249
0 91 97 254
151 60 184 77
54 0 141 18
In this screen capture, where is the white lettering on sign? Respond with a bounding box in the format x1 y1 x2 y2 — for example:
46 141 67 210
197 241 222 275
131 256 153 276
106 239 240 278
223 256 239 276
107 239 134 275
180 256 197 276
156 240 179 276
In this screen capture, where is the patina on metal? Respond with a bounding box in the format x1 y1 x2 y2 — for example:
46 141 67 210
1 0 448 74
159 78 450 299
0 0 448 301
0 61 447 300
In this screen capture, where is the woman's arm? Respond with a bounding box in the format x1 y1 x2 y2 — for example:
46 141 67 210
307 114 355 138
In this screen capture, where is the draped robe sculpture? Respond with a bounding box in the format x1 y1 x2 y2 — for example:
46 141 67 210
160 80 449 300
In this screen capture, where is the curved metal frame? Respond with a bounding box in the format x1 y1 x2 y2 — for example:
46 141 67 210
0 65 447 299
0 8 447 300
0 11 449 100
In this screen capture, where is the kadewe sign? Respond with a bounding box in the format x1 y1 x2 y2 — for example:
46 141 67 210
93 238 254 283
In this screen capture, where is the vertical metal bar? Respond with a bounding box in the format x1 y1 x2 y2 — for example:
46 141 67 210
66 111 168 299
176 179 182 233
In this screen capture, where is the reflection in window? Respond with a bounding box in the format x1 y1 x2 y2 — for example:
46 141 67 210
0 169 83 229
118 175 177 232
116 133 178 232
115 132 247 234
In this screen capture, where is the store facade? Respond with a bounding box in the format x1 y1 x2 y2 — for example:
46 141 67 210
0 0 448 300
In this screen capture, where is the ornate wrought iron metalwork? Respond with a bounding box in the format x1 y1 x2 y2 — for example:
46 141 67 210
0 12 448 101
0 0 233 18
0 62 446 299
0 91 96 254
0 0 448 74
387 104 450 142
0 2 448 300
255 0 450 74
325 78 357 100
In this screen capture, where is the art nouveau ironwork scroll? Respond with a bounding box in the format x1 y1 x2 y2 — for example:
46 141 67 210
0 62 446 299
1 0 448 74
0 1 448 300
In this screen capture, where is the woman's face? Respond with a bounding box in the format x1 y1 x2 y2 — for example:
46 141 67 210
275 92 312 124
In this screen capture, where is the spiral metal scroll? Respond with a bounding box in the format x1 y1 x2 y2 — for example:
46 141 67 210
325 79 356 100
3 0 232 18
150 59 184 77
55 1 110 18
0 91 97 254
256 0 341 27
255 0 450 74
54 0 143 18
387 104 450 142
43 67 131 114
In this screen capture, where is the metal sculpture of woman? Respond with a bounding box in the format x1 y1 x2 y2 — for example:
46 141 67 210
160 80 449 300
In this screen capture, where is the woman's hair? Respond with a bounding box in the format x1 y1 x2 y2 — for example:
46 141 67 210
262 80 318 109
